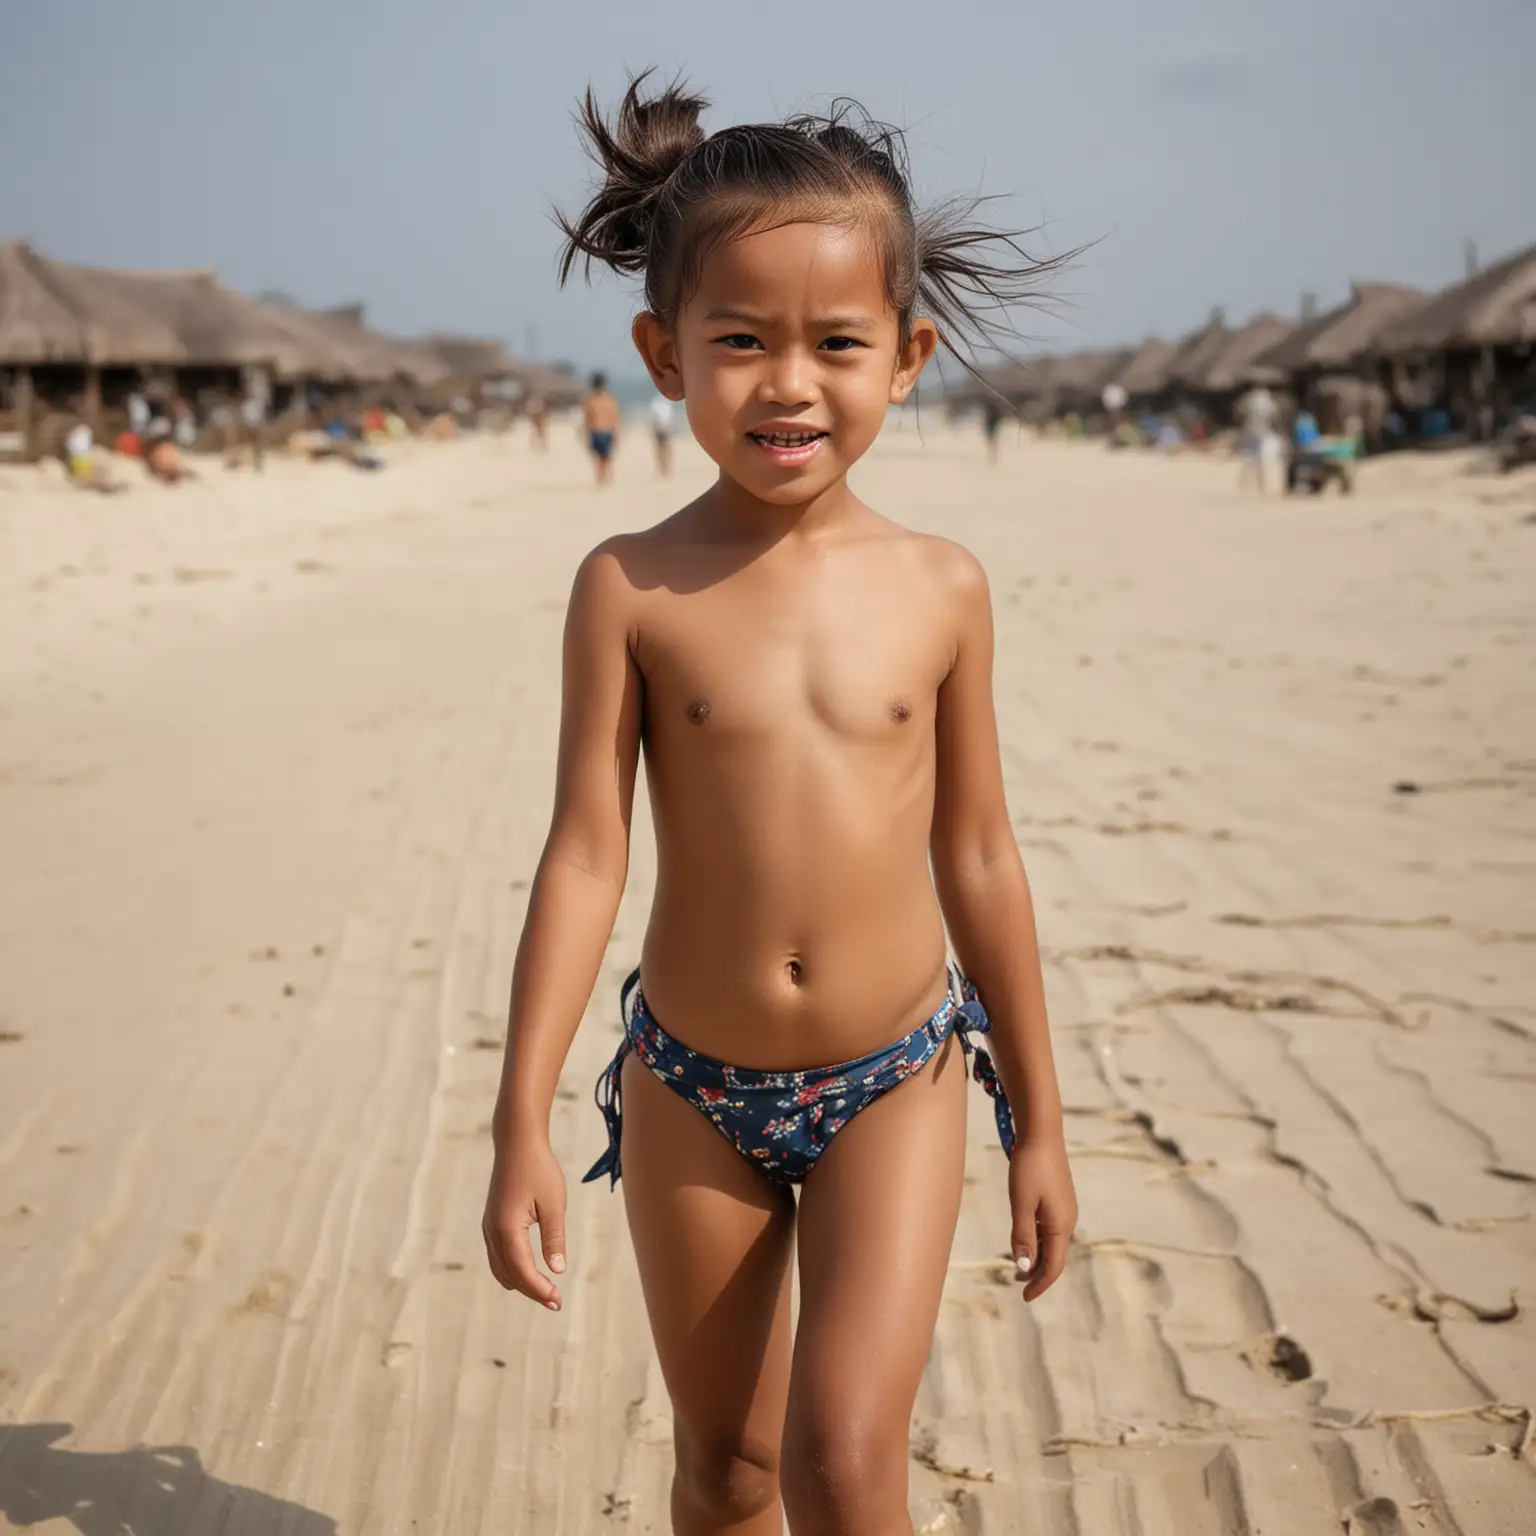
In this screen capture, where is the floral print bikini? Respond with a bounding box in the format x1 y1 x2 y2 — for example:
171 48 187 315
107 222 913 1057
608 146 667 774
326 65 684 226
583 967 1017 1189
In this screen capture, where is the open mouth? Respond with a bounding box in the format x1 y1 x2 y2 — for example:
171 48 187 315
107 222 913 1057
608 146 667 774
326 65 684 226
747 429 828 466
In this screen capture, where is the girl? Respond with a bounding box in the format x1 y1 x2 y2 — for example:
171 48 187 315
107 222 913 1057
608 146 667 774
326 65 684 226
483 75 1077 1534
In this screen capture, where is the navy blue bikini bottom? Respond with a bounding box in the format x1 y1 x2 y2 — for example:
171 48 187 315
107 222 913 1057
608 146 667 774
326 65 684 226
582 967 1017 1189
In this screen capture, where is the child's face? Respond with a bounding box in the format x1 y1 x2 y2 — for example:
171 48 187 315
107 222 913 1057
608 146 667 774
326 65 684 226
634 220 935 505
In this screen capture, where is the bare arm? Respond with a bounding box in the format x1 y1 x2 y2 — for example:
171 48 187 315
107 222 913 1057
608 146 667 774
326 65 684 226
496 542 642 1132
929 543 1076 1299
484 541 643 1305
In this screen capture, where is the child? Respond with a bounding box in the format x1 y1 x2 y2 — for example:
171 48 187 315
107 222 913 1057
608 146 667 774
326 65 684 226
483 75 1077 1533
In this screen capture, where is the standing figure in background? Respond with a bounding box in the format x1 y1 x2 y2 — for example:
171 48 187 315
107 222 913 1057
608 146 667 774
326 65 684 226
526 392 549 450
649 393 677 477
582 371 621 486
981 396 1003 463
1236 384 1278 493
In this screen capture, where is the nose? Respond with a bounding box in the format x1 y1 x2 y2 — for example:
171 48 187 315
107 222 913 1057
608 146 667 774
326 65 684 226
758 345 816 407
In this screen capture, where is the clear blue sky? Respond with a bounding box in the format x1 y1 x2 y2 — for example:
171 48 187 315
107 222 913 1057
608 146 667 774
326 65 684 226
2 0 1529 378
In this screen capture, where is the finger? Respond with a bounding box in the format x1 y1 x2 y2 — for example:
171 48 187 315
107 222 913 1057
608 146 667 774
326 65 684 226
1024 1227 1071 1303
509 1222 562 1311
482 1221 512 1290
536 1197 567 1277
1011 1208 1039 1283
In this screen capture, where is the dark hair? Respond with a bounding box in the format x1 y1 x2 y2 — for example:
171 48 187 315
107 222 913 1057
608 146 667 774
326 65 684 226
590 370 607 389
557 72 1063 373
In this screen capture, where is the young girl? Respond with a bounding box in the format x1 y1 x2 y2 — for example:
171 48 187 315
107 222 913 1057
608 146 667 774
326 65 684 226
483 76 1078 1534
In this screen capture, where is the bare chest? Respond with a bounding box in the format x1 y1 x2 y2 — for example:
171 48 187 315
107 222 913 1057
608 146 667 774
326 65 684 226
636 580 949 741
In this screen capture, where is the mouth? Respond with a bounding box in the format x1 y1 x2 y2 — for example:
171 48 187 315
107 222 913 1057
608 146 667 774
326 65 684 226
747 429 828 467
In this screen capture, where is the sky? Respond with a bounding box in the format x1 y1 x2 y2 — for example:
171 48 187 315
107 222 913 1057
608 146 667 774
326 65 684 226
2 0 1530 381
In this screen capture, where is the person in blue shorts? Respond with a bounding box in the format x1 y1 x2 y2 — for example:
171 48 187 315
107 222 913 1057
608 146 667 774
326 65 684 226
582 370 621 485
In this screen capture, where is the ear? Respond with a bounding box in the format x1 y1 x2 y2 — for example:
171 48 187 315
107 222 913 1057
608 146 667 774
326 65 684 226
889 318 939 405
632 313 685 399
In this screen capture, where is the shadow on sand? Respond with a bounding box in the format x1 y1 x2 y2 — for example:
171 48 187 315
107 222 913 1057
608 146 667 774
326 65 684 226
0 1423 336 1535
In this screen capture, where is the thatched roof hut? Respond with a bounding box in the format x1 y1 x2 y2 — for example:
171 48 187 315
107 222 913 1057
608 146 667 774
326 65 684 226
1108 336 1178 399
1 241 187 366
1372 244 1536 354
1255 283 1426 373
1050 348 1136 407
1189 313 1293 391
299 304 448 386
1162 315 1231 391
61 267 355 377
941 355 1050 409
417 334 517 379
505 360 585 407
0 240 91 363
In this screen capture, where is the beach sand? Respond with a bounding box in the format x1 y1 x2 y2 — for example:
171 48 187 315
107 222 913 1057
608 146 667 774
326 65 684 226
1 423 1533 1534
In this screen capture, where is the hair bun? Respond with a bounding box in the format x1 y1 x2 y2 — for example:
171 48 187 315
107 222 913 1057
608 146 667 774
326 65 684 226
558 72 708 282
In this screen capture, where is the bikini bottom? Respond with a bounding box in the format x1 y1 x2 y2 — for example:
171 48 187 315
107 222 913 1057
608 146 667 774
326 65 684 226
582 967 1016 1189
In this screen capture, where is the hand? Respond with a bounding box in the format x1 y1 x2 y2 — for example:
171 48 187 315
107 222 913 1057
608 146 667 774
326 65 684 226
1008 1131 1077 1303
482 1131 568 1311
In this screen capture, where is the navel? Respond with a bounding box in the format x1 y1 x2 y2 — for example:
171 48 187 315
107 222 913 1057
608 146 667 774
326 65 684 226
786 956 804 987
686 699 712 725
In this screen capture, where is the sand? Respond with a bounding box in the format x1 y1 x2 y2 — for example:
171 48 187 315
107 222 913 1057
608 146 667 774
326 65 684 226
1 421 1533 1534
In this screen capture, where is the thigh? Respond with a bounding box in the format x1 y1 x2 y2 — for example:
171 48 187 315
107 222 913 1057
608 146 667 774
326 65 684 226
785 1035 968 1477
619 1052 797 1466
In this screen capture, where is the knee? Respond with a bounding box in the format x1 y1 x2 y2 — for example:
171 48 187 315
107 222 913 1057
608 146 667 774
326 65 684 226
674 1432 779 1523
780 1409 907 1533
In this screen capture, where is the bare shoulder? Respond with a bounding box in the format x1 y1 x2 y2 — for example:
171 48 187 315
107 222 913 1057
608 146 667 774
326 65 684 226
882 525 991 609
569 509 700 621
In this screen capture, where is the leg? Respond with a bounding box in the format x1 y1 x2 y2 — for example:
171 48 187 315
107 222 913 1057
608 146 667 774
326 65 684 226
620 1053 797 1534
781 1036 968 1535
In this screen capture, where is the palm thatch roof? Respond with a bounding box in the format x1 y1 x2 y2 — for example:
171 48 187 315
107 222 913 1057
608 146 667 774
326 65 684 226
506 360 585 406
2 243 457 383
0 240 89 363
300 304 448 386
1050 347 1136 403
1164 316 1233 390
65 268 356 377
1255 283 1426 373
1172 313 1292 392
1108 336 1178 398
1 241 187 365
417 334 517 379
1372 244 1536 354
940 355 1049 407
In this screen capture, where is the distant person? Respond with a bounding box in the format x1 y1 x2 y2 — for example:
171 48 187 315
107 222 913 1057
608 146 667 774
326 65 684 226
240 383 268 471
648 393 677 476
1237 385 1279 492
62 414 123 494
171 396 197 449
483 74 1074 1532
126 388 151 437
981 396 1003 462
582 371 620 485
1292 410 1321 449
525 392 549 450
1155 412 1184 452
